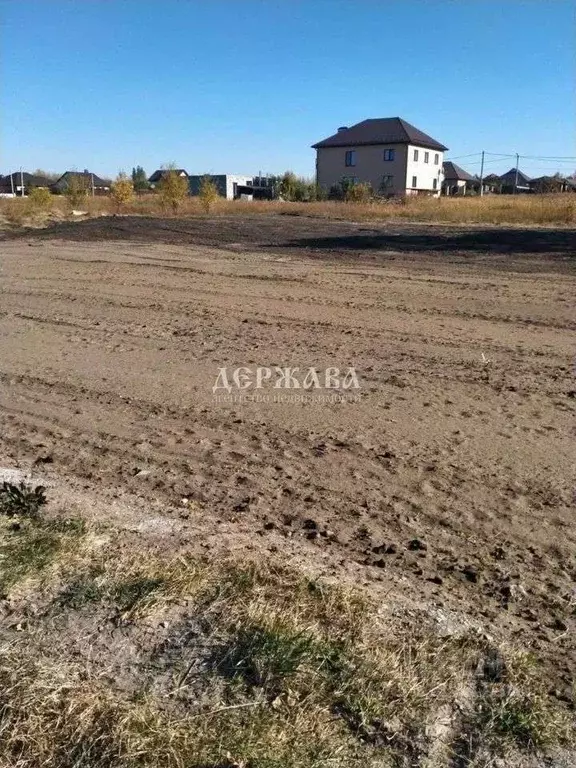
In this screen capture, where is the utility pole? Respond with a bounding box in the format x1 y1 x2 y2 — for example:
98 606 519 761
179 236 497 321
20 167 24 197
479 150 485 196
91 173 95 197
10 172 14 196
514 153 520 194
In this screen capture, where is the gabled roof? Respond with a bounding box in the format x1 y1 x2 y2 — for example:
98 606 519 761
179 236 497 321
312 118 448 151
443 161 475 182
148 169 188 183
499 168 531 185
0 172 53 189
52 171 110 188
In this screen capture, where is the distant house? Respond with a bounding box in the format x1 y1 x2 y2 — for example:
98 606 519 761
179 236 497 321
0 172 53 197
528 175 573 193
51 171 111 195
442 162 476 196
148 169 189 189
188 174 253 200
499 168 532 194
312 117 448 197
482 174 502 194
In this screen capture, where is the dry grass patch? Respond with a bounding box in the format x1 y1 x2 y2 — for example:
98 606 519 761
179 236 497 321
1 192 575 230
0 515 572 767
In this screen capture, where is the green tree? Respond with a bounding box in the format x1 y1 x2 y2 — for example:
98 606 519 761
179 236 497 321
131 166 149 192
278 171 319 202
278 171 298 201
157 167 189 213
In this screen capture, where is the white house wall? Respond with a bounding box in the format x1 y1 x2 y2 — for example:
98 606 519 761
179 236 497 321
405 145 444 195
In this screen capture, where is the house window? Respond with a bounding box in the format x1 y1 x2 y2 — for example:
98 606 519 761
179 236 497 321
345 150 356 167
413 149 419 161
383 149 395 161
381 175 394 190
424 152 429 163
434 154 439 165
412 176 417 188
433 178 438 190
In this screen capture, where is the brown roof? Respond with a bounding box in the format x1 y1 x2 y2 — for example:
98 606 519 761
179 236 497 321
312 118 448 151
500 168 532 185
443 161 475 182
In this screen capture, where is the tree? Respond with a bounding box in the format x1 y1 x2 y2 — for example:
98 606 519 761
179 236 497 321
278 171 298 201
198 175 220 212
32 169 59 182
278 171 319 202
111 173 135 211
64 174 91 207
157 167 189 213
131 166 149 192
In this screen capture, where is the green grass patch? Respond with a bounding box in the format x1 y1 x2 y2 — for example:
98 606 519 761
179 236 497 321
0 516 85 595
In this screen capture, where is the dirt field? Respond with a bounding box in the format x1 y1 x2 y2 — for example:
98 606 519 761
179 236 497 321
1 215 575 700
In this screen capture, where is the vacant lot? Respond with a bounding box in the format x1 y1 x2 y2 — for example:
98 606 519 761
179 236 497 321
0 216 574 765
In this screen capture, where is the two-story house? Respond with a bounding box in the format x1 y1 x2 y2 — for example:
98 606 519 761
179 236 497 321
312 117 448 197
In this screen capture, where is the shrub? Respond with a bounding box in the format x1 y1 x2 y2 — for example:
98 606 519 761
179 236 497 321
344 181 372 203
157 168 189 213
278 171 318 202
198 175 220 213
110 173 135 212
64 175 91 207
27 187 53 211
328 179 372 203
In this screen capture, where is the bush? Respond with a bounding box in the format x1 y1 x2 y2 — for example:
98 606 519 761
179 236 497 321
344 181 372 203
198 175 220 213
278 171 318 202
27 187 53 211
329 179 372 203
110 173 135 212
157 168 189 213
64 175 91 207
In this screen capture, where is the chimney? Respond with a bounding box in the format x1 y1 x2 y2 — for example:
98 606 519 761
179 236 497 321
337 126 348 133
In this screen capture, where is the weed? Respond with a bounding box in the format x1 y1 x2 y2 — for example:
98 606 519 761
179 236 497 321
474 651 574 750
0 481 46 518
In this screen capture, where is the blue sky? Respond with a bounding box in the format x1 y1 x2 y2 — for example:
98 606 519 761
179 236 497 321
1 0 574 179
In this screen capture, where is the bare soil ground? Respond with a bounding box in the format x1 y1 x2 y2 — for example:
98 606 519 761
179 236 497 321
1 216 575 709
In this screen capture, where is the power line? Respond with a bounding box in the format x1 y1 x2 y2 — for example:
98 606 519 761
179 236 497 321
444 152 483 160
446 151 576 162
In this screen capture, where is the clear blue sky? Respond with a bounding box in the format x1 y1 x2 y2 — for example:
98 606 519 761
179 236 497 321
1 0 574 180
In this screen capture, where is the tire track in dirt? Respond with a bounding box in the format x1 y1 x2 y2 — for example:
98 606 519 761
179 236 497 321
0 231 575 699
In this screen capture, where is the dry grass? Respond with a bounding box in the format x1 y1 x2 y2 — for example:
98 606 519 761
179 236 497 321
0 508 572 768
1 192 575 229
